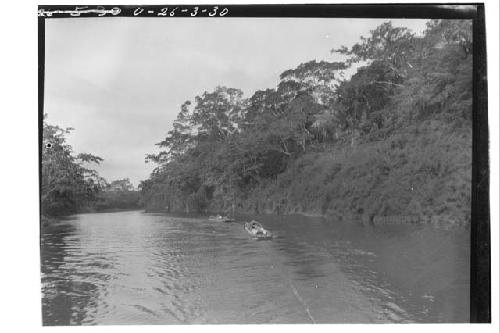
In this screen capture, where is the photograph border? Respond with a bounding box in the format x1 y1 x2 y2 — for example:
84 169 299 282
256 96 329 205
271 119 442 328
37 3 490 323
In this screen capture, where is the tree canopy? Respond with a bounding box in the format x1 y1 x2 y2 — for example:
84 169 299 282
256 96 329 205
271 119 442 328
42 116 106 215
140 20 472 217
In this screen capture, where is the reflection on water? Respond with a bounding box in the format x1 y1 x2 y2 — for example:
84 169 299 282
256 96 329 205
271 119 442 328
41 211 469 325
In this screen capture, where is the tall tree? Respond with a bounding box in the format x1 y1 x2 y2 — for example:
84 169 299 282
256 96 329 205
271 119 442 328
42 116 105 215
332 21 417 76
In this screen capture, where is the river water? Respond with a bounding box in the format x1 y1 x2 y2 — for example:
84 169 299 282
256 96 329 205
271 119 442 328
41 210 469 325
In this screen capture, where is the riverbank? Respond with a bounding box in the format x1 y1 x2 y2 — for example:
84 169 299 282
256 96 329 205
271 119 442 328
145 119 471 227
237 121 470 226
138 20 473 229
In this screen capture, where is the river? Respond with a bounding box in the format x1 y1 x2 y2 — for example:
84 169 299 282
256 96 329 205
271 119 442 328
41 210 470 325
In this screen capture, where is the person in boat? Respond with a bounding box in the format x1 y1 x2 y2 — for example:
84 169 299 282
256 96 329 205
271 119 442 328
250 220 261 227
247 221 264 235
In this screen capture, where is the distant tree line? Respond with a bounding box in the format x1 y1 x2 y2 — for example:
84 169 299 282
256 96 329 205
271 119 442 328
94 178 142 211
140 20 473 224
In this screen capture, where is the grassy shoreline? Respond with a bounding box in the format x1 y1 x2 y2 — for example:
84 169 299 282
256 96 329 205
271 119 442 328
144 120 470 228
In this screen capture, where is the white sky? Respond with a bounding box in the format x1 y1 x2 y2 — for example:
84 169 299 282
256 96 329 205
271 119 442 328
44 18 429 186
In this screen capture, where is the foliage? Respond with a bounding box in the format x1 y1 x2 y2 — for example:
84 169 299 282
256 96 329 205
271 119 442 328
95 190 141 211
248 120 471 225
334 60 403 135
332 22 417 77
141 20 472 225
107 178 135 191
41 116 106 216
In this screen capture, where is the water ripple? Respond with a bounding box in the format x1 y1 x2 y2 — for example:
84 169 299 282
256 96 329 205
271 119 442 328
41 211 470 325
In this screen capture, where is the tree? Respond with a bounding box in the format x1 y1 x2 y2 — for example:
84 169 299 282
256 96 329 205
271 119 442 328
144 87 248 212
424 19 472 56
332 21 417 76
388 19 473 124
335 60 403 135
42 115 105 215
108 178 135 191
279 60 346 105
140 20 473 215
191 86 246 141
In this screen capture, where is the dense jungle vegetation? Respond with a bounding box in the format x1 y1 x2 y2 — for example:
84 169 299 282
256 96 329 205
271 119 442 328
140 20 473 225
41 121 140 217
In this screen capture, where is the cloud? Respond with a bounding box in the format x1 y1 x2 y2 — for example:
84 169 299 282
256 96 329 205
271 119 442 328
44 18 429 186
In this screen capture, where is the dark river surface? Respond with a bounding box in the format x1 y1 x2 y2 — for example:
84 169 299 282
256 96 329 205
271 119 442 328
41 210 470 325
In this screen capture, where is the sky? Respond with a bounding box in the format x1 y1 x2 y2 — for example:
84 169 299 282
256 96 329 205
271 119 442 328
44 18 428 187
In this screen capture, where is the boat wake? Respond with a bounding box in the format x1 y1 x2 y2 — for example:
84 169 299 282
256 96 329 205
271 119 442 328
289 279 316 324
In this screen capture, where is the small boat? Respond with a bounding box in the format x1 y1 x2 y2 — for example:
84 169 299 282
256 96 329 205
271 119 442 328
208 215 235 223
244 220 273 240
